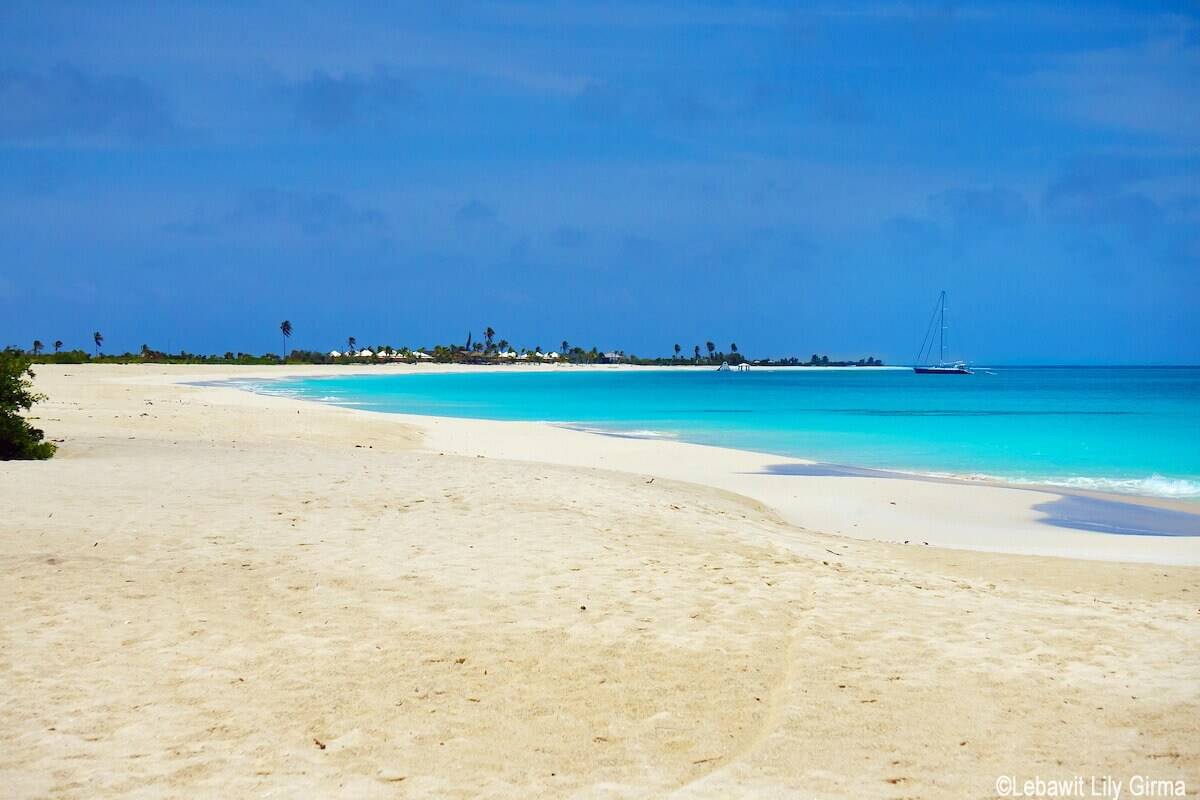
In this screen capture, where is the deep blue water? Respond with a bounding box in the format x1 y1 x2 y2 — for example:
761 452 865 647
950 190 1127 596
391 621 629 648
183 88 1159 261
253 367 1200 501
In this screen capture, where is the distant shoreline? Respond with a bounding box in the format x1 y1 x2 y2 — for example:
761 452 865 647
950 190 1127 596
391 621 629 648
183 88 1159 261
26 355 1200 369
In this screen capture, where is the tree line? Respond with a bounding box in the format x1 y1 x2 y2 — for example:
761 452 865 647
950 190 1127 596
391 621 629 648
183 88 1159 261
15 323 884 367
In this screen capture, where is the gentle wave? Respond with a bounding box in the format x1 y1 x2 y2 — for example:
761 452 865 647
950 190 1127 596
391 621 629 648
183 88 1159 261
1047 474 1200 499
997 474 1200 500
559 424 679 440
817 467 1200 501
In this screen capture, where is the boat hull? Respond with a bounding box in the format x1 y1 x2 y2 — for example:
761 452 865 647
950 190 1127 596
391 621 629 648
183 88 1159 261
913 366 973 375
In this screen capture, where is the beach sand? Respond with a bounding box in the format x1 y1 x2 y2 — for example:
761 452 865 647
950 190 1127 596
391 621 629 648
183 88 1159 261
2 364 1197 798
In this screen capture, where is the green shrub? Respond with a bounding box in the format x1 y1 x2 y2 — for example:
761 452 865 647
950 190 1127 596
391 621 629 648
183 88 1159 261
0 348 56 460
35 349 91 364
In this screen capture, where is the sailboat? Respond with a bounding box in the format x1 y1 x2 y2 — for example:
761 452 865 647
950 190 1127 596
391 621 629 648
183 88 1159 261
913 291 973 375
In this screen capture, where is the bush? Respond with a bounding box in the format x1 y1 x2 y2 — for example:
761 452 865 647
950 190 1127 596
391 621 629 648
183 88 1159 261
34 349 91 364
0 348 56 460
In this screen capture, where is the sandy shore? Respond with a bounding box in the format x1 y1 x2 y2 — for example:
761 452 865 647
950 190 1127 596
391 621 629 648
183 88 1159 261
2 364 1197 797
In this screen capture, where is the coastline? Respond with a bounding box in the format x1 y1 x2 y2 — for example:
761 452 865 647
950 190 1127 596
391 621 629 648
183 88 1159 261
232 363 1200 510
4 363 1197 797
213 363 1200 564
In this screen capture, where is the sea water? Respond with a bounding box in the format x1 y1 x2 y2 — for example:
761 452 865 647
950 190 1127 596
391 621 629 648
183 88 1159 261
255 367 1200 502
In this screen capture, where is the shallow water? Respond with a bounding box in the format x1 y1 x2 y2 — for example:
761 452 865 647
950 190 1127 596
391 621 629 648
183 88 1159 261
256 367 1200 502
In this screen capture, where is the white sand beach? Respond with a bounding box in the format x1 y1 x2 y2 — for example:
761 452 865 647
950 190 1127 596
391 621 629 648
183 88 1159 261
2 364 1197 798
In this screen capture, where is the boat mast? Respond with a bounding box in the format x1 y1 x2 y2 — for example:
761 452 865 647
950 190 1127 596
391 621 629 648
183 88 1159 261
939 290 946 365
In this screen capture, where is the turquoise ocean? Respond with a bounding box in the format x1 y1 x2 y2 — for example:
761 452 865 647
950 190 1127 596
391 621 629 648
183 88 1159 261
251 367 1200 502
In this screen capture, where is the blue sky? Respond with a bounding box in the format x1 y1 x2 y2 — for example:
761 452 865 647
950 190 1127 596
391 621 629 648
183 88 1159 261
1 1 1197 363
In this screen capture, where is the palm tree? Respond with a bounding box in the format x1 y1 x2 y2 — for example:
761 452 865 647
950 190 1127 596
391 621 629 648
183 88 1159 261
93 331 103 356
674 343 681 360
280 320 292 361
706 341 715 361
347 336 357 354
730 343 737 354
54 340 62 353
485 327 495 351
497 339 509 352
32 340 43 356
693 345 701 361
